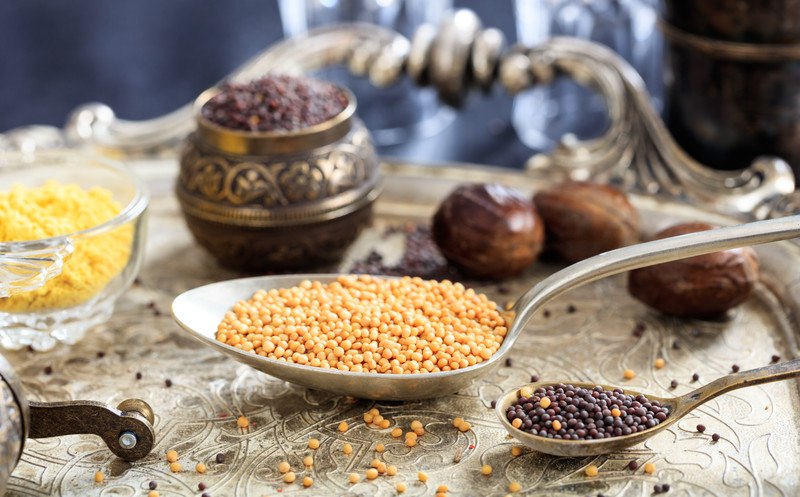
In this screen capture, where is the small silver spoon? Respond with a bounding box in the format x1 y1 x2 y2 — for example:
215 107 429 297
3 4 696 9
172 215 800 400
495 358 800 456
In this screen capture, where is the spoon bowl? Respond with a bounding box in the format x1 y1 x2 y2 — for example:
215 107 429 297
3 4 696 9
173 215 800 400
497 357 800 456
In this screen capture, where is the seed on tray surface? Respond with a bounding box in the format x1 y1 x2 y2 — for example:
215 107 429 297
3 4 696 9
94 471 105 484
366 468 379 480
437 484 449 493
628 460 638 470
278 461 291 474
376 443 385 453
509 481 522 492
166 449 178 463
481 464 492 475
711 433 720 442
418 471 428 482
391 427 403 438
149 481 158 490
506 384 670 439
283 471 296 483
338 421 349 432
585 465 599 477
624 369 636 380
349 473 360 484
691 373 699 382
654 358 666 369
169 462 182 473
696 424 706 433
195 463 207 474
237 416 249 429
644 462 656 474
303 455 313 466
303 476 313 487
396 482 407 492
215 453 225 464
343 443 353 455
511 446 523 457
216 275 508 374
308 438 320 449
148 491 159 497
387 465 398 476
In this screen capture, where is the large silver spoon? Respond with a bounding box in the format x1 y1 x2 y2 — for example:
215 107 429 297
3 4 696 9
172 215 800 400
496 358 800 457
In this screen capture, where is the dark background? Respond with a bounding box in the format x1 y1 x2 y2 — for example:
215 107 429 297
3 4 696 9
0 0 538 168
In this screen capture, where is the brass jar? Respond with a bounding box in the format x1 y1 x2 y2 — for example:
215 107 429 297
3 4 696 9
177 85 381 272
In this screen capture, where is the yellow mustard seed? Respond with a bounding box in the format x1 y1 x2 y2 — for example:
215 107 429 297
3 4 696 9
348 473 360 484
303 455 313 467
453 417 464 428
539 397 551 409
511 446 523 457
511 418 522 428
378 462 387 474
405 431 418 441
391 427 403 438
217 276 507 374
379 419 391 429
373 415 384 425
148 491 159 497
644 462 656 474
552 420 562 431
169 462 182 473
396 482 407 493
387 465 398 476
343 443 353 455
410 420 423 430
368 408 379 416
654 358 666 369
611 408 622 418
366 468 379 480
519 386 534 398
585 465 599 477
364 413 374 424
437 484 449 492
278 461 291 474
303 476 313 488
370 458 381 468
418 471 428 482
458 421 472 432
509 481 522 492
436 493 447 497
195 463 207 474
283 471 296 484
308 438 320 449
237 416 249 428
481 464 492 475
93 471 105 484
413 426 425 436
624 369 636 380
166 449 178 463
405 438 417 447
376 443 385 453
338 421 349 432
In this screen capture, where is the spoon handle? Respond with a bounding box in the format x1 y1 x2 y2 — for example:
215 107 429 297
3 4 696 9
512 215 800 332
676 358 800 416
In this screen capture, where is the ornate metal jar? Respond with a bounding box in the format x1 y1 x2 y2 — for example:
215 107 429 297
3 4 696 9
176 85 381 272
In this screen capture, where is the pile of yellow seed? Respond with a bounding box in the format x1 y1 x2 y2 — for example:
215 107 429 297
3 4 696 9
217 275 508 373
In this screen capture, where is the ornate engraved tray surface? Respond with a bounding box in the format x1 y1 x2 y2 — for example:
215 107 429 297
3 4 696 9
3 160 800 496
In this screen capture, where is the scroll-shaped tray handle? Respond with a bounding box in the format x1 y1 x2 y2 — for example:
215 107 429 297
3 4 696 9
28 398 155 462
0 238 74 298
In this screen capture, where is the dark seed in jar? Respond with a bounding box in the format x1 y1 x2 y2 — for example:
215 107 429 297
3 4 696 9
201 74 349 132
506 384 669 440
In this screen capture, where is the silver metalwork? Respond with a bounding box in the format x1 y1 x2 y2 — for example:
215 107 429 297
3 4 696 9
173 215 800 401
1 9 799 219
498 357 800 457
118 431 137 450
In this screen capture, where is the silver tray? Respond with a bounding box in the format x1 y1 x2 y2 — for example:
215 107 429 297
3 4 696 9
3 159 799 496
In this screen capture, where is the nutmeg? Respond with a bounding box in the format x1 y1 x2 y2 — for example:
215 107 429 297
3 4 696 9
628 222 760 318
533 181 640 262
432 183 545 279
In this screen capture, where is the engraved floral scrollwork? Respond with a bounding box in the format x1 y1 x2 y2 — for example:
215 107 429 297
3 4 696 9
227 163 285 207
278 161 325 203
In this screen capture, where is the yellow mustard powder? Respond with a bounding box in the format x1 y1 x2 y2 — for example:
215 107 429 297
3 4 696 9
0 181 132 311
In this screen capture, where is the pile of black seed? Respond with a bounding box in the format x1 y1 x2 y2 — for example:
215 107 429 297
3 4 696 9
506 384 669 440
201 74 348 132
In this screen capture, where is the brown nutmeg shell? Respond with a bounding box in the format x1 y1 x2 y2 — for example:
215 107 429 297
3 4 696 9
432 183 545 279
534 181 640 262
628 222 760 319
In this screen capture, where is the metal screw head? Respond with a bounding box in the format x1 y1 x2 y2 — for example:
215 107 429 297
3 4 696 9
118 431 138 450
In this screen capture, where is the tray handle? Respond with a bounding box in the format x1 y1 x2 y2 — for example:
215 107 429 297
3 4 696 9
2 10 799 219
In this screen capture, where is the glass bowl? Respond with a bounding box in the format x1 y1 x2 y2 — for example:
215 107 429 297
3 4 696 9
0 151 148 350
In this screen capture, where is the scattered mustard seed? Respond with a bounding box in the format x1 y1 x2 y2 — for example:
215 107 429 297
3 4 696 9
644 462 656 474
148 491 159 497
539 397 552 409
348 473 360 484
387 465 398 476
611 408 622 417
511 446 523 457
396 482 407 493
283 471 296 483
166 450 178 463
343 443 353 455
481 464 492 475
654 358 666 369
169 462 182 473
308 438 320 449
236 416 249 429
278 461 291 474
303 476 313 488
303 455 313 467
376 443 385 453
391 427 403 438
410 420 423 431
418 471 428 482
379 419 391 429
366 468 379 480
94 471 105 484
452 417 464 428
195 463 207 474
458 421 472 432
509 481 522 492
624 369 636 380
370 458 381 468
437 484 449 493
585 465 599 477
338 421 349 432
